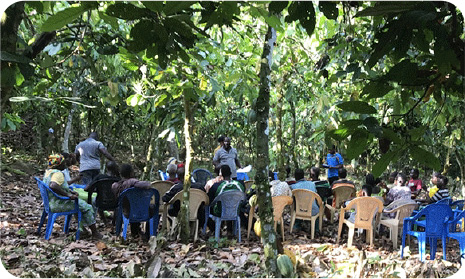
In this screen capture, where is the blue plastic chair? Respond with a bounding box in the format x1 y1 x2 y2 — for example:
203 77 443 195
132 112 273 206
436 197 453 206
237 172 249 181
401 203 453 261
192 168 213 186
446 210 465 263
34 177 81 240
451 200 465 211
115 187 160 240
203 190 246 242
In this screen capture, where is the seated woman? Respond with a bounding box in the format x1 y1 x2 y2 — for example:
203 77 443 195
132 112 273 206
384 173 411 205
44 154 101 239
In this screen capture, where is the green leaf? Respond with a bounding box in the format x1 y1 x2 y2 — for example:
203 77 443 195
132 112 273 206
143 1 164 12
269 1 289 15
318 2 338 20
362 81 393 99
346 129 370 160
106 3 150 20
372 150 401 178
337 101 377 114
164 1 195 16
382 127 402 144
0 51 32 64
41 5 88 32
385 59 418 84
408 125 427 141
410 146 441 170
355 2 416 17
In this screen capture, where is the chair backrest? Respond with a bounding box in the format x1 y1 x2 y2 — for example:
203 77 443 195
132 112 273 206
332 185 356 209
211 190 246 219
384 198 416 211
35 177 52 213
92 178 120 210
292 189 322 218
392 203 418 225
192 169 213 186
272 196 293 222
436 197 453 206
414 203 454 237
151 180 174 197
346 197 384 229
169 189 209 220
119 188 160 222
451 200 465 211
244 180 254 191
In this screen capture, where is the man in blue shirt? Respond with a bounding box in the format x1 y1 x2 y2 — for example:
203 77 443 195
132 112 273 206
291 168 320 216
324 145 343 185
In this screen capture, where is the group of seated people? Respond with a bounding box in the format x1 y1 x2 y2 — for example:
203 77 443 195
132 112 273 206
43 152 453 241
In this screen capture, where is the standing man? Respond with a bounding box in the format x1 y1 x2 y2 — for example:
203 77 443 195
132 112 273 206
75 132 115 185
324 145 343 185
213 136 241 180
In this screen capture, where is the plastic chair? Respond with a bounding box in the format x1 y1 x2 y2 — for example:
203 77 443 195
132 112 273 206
326 185 356 222
446 210 465 264
436 197 453 205
163 189 209 241
34 177 81 240
151 180 174 231
273 195 293 241
237 172 250 181
401 203 453 261
289 189 324 239
452 200 465 211
115 187 160 240
202 190 246 242
244 180 254 191
85 177 120 222
379 200 418 249
337 197 384 247
315 181 332 204
192 168 213 186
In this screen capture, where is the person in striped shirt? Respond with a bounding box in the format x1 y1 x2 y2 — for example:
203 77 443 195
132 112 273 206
429 174 450 203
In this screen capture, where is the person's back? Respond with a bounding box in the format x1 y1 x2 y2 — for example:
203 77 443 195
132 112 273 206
292 168 319 216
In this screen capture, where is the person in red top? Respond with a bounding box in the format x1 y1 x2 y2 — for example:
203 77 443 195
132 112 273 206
408 168 423 198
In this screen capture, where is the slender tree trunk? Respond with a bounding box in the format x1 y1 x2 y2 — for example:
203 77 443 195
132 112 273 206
276 74 288 181
290 100 298 170
455 150 465 197
179 90 194 243
62 85 80 153
255 25 280 277
142 124 156 181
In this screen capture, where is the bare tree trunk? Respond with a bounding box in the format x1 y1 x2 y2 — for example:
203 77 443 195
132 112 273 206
142 124 156 181
179 91 194 243
290 100 298 170
455 150 465 197
62 85 80 153
255 24 280 277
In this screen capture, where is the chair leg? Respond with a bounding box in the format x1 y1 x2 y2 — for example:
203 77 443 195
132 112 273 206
281 217 285 242
215 219 221 242
237 218 241 243
194 220 199 242
392 226 399 250
122 219 129 240
247 206 254 240
64 215 72 233
289 214 296 233
419 235 426 262
337 219 343 243
38 210 47 235
442 236 447 261
348 227 354 247
45 215 57 240
310 218 315 239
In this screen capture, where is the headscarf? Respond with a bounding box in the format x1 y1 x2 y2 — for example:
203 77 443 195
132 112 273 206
48 154 64 168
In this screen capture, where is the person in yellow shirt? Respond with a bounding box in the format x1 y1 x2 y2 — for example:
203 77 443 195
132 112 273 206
43 154 102 239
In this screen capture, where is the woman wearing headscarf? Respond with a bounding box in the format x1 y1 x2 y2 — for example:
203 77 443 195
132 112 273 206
43 154 102 239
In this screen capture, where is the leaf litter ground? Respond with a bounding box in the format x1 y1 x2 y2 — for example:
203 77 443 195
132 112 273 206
1 172 464 278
